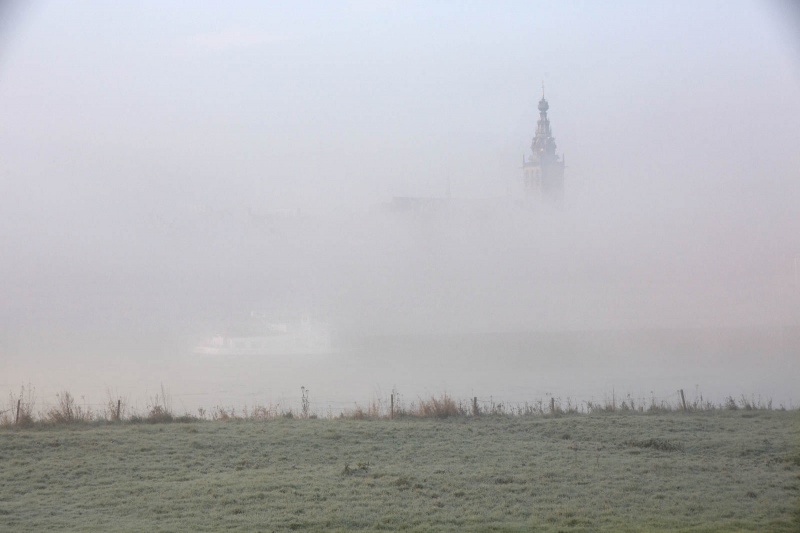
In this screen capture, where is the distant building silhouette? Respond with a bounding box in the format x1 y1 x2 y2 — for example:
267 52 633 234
387 88 567 213
522 86 565 204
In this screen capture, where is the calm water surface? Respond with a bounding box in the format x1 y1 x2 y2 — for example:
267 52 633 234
3 326 797 416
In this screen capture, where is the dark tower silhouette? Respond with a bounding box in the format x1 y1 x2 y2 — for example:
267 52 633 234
522 85 565 204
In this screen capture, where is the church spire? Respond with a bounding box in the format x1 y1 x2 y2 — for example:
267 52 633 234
532 91 554 157
521 87 565 204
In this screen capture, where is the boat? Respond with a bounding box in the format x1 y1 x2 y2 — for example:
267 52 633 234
192 312 336 356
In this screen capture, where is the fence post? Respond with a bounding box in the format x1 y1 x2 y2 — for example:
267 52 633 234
390 394 394 420
472 397 479 416
550 397 555 414
116 399 122 421
301 387 309 419
15 399 21 425
679 389 687 412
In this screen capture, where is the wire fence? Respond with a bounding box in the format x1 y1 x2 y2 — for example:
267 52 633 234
1 383 788 424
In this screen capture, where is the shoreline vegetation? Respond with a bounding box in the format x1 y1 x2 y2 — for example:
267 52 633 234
1 403 798 532
1 384 793 427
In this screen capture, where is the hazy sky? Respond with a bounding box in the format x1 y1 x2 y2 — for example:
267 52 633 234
1 1 799 336
1 1 798 215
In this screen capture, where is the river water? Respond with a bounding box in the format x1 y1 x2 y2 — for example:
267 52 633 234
2 326 797 417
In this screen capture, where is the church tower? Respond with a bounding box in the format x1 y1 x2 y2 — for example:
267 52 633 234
522 86 565 204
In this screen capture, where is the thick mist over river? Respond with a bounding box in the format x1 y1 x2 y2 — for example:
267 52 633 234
1 2 799 414
2 204 798 413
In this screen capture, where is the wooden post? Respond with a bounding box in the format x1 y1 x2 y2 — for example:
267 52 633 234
679 389 687 412
390 394 394 420
550 397 555 414
15 399 21 425
116 399 122 421
472 397 479 416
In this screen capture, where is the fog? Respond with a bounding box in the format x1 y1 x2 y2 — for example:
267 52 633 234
1 2 799 413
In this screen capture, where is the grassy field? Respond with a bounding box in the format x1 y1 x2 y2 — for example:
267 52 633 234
1 411 798 532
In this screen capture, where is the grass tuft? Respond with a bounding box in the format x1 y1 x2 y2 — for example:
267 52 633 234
43 391 93 424
625 438 683 452
415 394 466 418
342 462 370 476
2 385 36 427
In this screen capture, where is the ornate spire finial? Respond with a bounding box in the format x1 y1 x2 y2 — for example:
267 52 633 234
522 87 564 204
